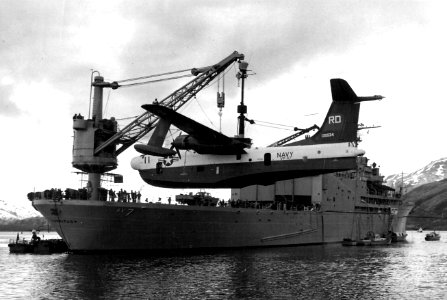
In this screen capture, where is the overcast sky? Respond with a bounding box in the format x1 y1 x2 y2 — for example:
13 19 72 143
1 1 446 205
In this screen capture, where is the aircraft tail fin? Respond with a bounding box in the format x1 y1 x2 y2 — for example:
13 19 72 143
310 78 360 144
288 79 382 146
134 118 176 156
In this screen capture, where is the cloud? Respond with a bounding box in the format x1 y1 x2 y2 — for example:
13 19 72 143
0 1 427 118
0 84 20 116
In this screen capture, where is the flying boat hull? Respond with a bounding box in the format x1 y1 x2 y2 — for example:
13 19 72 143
137 156 358 188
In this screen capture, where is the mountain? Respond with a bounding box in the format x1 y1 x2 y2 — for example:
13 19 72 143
386 157 447 192
383 157 447 230
0 199 40 220
404 179 447 230
0 199 49 231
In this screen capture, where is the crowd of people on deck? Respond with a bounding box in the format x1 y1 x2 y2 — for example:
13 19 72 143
28 188 321 212
28 188 142 202
108 189 141 202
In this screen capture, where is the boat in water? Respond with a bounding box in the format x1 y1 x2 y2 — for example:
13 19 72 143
425 231 441 241
30 52 412 252
8 231 68 254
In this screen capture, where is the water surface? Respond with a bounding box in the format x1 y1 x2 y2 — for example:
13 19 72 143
1 231 446 299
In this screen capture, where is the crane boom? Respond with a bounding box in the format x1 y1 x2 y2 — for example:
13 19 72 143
267 125 319 147
94 51 245 156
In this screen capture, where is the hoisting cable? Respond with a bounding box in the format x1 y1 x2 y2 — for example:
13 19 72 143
103 89 112 117
117 73 195 88
115 115 140 121
194 96 218 130
116 68 192 84
252 123 299 131
251 119 300 130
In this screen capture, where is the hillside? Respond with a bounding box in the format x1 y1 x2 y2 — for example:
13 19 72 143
0 216 52 231
0 199 40 220
0 199 46 231
386 157 447 191
404 178 447 230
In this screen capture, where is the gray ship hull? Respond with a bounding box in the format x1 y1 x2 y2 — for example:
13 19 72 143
32 199 408 251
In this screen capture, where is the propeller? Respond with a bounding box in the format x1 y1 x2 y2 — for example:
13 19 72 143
169 131 183 159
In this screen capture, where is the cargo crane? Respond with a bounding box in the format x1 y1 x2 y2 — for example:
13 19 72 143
72 51 245 200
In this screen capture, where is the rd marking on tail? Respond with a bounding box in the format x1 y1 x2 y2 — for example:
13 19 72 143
328 115 342 124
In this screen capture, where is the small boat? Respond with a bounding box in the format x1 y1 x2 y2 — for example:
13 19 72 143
357 239 372 246
342 238 358 246
8 239 68 254
361 232 391 246
425 231 441 241
370 234 391 246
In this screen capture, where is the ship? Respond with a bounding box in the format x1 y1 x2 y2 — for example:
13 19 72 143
30 157 411 251
30 51 412 252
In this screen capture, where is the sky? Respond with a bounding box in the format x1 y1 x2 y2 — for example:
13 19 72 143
1 0 446 206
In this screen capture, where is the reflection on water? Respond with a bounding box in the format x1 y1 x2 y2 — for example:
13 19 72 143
1 231 447 299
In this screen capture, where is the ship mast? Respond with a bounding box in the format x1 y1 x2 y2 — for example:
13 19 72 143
237 61 248 138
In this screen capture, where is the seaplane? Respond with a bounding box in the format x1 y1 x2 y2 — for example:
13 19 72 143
131 78 383 188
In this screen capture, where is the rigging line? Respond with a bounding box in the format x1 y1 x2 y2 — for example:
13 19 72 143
194 97 218 130
252 119 299 129
103 89 112 117
117 68 192 83
115 115 139 121
118 74 194 88
251 123 296 131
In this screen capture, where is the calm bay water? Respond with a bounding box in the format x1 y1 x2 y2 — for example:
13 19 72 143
1 231 447 299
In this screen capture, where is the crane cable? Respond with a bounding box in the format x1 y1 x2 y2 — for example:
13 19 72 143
118 73 195 88
116 68 192 83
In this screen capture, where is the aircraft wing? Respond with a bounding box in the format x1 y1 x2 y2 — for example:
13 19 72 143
142 104 233 145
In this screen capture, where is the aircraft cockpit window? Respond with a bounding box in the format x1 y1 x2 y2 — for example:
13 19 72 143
264 153 271 166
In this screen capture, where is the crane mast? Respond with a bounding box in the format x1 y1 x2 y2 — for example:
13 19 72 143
72 51 245 200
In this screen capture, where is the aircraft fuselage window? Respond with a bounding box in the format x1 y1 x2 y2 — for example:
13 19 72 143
264 153 271 166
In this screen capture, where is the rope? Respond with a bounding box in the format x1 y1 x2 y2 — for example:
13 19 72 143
194 97 218 130
251 123 296 131
115 115 139 121
103 89 111 117
253 119 298 129
116 68 192 83
118 74 194 88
